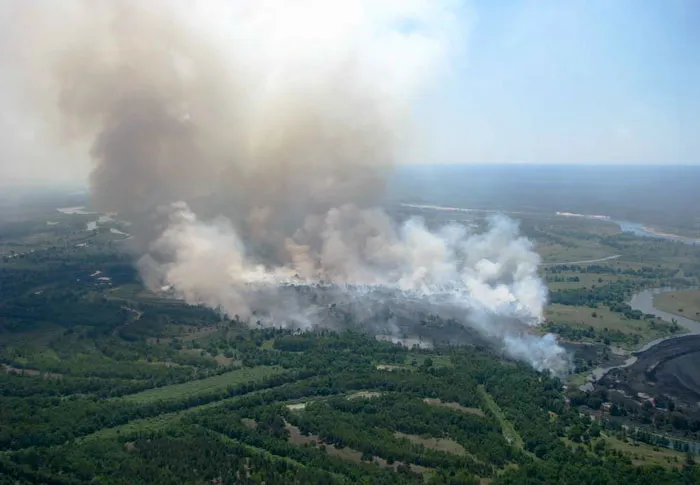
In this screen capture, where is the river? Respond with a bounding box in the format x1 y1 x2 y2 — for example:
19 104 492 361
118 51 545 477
629 288 700 333
557 213 700 245
615 220 700 245
582 287 700 387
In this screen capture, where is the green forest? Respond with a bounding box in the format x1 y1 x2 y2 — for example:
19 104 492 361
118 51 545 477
4 328 700 484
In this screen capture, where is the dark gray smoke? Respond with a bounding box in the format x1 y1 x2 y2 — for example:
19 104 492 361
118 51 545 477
3 0 569 374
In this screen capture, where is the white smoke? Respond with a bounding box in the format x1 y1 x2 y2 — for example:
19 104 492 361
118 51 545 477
3 0 569 374
141 202 569 374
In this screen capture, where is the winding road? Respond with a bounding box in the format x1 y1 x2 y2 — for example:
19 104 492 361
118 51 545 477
542 254 621 267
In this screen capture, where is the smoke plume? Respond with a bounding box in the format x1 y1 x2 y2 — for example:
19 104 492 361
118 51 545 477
4 0 569 374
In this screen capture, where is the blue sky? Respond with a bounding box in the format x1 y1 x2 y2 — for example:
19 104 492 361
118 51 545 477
414 0 700 164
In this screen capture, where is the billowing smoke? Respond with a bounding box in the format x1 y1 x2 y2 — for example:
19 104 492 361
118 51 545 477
4 0 569 374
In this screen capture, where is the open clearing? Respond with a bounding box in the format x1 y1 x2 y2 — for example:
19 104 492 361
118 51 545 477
120 365 286 403
394 431 466 456
2 363 63 378
81 388 270 442
544 271 623 291
601 434 685 469
536 241 616 265
654 289 700 322
241 418 257 429
423 398 485 417
376 364 408 372
285 423 431 474
107 283 179 304
286 402 308 411
348 391 382 400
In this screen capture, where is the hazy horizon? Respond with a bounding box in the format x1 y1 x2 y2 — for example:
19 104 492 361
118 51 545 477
3 161 700 190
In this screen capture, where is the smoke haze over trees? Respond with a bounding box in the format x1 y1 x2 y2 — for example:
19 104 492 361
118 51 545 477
1 0 568 373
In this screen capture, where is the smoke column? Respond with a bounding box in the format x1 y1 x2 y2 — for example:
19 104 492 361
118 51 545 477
4 0 569 374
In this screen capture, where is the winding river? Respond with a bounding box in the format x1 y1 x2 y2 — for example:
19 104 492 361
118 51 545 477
615 220 700 245
630 288 700 334
583 287 700 387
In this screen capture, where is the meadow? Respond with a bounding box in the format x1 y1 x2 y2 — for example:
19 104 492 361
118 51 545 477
654 289 700 322
120 365 287 403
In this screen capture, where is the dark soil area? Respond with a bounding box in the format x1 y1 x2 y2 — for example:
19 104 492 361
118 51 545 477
600 335 700 406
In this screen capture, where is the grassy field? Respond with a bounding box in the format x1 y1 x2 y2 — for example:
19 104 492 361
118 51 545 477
261 339 277 350
654 289 700 322
107 283 184 306
544 271 623 291
601 434 686 469
81 411 186 442
120 365 286 403
545 303 673 348
536 242 616 265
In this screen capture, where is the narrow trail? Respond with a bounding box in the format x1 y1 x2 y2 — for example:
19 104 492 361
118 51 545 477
111 306 143 336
